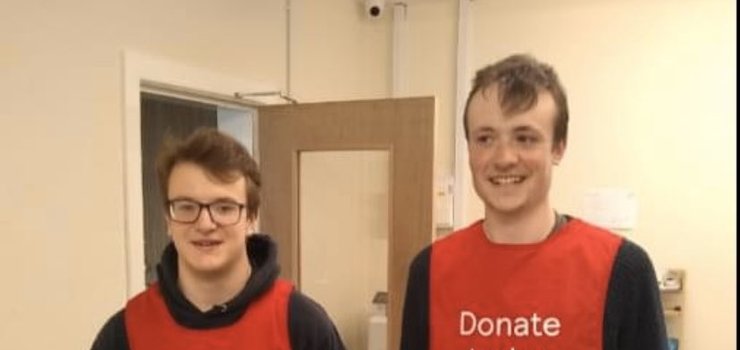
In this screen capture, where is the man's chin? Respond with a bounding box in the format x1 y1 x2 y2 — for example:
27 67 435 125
183 257 228 275
484 198 527 215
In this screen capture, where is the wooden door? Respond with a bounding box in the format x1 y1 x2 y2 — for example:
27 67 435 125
258 97 435 350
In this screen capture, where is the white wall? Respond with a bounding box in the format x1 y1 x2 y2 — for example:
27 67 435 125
466 0 736 349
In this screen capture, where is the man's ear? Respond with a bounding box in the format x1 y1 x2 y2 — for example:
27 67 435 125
552 140 566 165
246 218 257 234
164 218 173 238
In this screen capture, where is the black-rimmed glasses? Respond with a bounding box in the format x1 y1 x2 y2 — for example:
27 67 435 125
167 199 246 226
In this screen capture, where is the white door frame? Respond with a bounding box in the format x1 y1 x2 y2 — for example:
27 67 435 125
121 50 278 297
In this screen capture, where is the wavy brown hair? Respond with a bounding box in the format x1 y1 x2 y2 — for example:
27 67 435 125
463 54 569 148
156 128 261 221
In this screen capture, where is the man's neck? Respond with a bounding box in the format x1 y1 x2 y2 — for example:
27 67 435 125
483 202 557 244
178 256 252 312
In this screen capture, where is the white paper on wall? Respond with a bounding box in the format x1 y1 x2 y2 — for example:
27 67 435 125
435 175 455 229
581 188 638 230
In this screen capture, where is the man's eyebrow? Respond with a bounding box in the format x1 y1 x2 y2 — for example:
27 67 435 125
167 196 242 204
512 125 542 134
210 197 242 204
471 126 496 134
168 195 196 201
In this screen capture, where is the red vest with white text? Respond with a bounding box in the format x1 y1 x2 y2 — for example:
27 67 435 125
125 279 293 350
430 219 622 350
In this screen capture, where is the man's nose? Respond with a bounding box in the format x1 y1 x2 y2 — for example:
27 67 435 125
195 207 218 230
492 141 518 167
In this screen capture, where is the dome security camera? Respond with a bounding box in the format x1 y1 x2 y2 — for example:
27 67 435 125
364 0 385 18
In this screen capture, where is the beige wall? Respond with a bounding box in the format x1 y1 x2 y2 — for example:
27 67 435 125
467 0 736 349
290 0 392 102
1 0 735 349
405 0 458 177
0 0 389 349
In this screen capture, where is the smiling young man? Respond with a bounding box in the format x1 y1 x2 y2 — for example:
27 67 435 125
400 54 668 350
92 128 345 350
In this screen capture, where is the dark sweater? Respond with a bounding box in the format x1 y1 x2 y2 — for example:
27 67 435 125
400 216 669 350
91 234 345 350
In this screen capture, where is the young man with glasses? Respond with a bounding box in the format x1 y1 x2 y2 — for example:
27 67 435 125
92 128 345 350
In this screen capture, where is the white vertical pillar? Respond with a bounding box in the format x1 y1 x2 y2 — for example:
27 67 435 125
454 0 473 228
392 2 409 97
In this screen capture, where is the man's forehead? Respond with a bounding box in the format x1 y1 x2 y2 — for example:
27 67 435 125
469 94 556 134
169 163 246 189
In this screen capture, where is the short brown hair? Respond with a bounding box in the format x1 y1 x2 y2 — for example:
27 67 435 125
156 128 261 221
463 54 569 147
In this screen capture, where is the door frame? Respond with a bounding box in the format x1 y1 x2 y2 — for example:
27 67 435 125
121 50 278 297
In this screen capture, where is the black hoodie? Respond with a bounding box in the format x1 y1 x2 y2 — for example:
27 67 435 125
91 234 345 350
